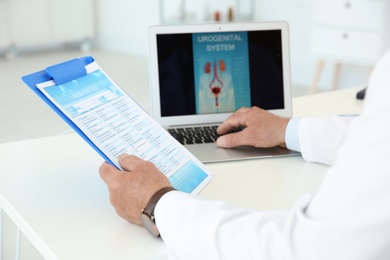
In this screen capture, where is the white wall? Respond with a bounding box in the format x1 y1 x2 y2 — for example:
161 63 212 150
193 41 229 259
95 0 160 56
95 0 376 90
254 0 374 90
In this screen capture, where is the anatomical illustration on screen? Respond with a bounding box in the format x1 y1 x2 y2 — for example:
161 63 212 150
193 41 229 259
197 58 235 113
192 31 251 114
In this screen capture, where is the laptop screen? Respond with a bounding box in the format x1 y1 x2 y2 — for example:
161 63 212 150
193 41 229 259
156 30 285 117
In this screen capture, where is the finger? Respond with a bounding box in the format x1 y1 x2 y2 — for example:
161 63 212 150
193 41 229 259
117 153 145 172
217 130 249 148
234 106 251 114
217 110 248 134
99 161 122 184
217 115 247 134
217 121 239 135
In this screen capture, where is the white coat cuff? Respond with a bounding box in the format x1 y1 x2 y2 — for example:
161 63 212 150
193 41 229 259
285 117 301 152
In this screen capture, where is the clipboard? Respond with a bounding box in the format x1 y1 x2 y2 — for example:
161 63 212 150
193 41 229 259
21 56 212 194
22 56 114 167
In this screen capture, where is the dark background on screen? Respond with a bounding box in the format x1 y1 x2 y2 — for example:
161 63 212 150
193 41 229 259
156 30 284 117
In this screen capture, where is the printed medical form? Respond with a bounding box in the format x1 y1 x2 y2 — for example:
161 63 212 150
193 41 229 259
36 61 211 194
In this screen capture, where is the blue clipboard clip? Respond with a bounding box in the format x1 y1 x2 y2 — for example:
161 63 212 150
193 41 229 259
45 57 89 85
21 56 118 169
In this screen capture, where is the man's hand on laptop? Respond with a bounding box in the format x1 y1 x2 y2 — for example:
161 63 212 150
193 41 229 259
216 106 289 148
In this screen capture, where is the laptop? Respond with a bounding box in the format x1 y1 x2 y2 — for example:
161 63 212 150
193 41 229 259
148 21 300 163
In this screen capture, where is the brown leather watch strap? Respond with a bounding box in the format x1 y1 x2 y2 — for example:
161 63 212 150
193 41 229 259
142 186 176 216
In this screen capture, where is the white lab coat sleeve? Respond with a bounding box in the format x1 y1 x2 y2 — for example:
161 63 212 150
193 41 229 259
154 51 390 260
155 191 291 260
291 50 390 260
297 115 354 166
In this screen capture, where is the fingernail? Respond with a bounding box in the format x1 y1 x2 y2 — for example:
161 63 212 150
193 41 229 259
118 153 128 161
217 136 226 147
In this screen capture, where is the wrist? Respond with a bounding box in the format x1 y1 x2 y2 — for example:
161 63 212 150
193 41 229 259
279 117 290 146
285 117 301 152
140 186 176 237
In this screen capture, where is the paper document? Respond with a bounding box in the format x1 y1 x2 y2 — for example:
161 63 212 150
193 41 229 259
36 61 212 194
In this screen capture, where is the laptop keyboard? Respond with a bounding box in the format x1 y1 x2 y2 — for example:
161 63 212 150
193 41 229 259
167 125 245 145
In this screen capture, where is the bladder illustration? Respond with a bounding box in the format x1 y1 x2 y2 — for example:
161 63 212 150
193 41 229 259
204 59 225 107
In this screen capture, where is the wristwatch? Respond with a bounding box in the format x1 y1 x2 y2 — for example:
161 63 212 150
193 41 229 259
140 186 176 237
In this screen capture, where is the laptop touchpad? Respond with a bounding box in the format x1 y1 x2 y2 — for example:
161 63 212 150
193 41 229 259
184 144 231 163
225 146 285 159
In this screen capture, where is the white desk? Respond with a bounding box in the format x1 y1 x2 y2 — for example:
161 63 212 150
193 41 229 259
0 88 363 259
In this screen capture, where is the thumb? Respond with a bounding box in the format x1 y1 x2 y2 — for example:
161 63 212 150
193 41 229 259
99 161 121 184
217 133 246 148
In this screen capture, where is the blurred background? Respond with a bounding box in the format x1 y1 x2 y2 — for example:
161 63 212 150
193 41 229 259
2 0 386 144
0 0 388 258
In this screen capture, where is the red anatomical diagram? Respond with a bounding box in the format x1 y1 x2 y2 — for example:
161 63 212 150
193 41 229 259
207 59 224 107
219 59 226 72
204 62 211 73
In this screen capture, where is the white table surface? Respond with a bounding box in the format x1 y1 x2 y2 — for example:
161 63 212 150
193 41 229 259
0 87 364 259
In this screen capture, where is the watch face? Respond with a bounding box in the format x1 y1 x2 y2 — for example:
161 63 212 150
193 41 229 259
140 212 160 237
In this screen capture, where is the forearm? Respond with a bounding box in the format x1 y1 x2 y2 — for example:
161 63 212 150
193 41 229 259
155 191 290 259
287 115 355 165
156 157 390 260
153 50 390 260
